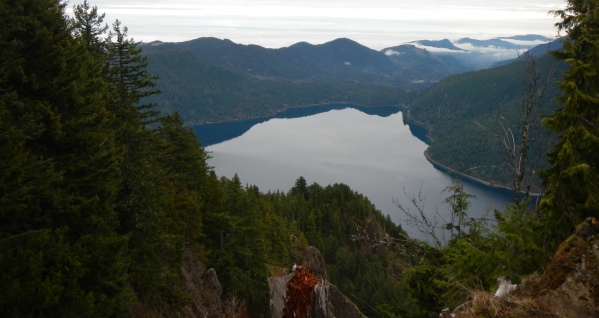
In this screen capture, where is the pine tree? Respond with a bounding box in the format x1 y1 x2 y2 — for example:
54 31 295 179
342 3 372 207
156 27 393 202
211 176 270 314
1 0 133 315
104 18 163 241
106 19 160 127
541 0 599 247
104 19 184 300
71 0 108 53
155 113 209 249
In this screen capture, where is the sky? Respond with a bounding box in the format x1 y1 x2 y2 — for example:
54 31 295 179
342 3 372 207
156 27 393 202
70 0 565 50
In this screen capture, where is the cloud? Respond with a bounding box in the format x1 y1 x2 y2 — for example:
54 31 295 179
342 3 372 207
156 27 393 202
71 0 561 49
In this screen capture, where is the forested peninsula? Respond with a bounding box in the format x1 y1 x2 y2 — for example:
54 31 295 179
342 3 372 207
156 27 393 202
2 1 598 317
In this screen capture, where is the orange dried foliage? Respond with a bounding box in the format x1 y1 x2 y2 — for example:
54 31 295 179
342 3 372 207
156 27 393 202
283 266 319 318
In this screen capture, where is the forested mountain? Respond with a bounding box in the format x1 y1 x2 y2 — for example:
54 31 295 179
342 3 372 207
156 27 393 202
406 48 567 190
408 35 552 69
381 44 471 84
498 34 552 42
409 39 465 51
3 0 598 317
148 37 401 84
142 31 564 192
0 1 415 316
142 41 412 125
455 37 520 50
141 34 553 125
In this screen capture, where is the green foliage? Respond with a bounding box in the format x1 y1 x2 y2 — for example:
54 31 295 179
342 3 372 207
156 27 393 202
209 177 271 313
492 203 546 276
407 53 565 189
396 179 551 317
400 265 446 318
5 1 589 317
540 0 599 250
141 42 411 125
442 179 476 239
1 0 134 315
71 0 108 52
272 179 413 316
0 1 212 315
106 19 160 125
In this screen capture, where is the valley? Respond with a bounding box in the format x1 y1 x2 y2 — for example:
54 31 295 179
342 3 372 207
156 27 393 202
142 34 562 193
6 1 597 317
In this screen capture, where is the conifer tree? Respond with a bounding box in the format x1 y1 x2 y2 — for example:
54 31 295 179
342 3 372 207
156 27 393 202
106 19 160 127
541 0 599 246
1 0 132 315
71 0 108 53
104 18 183 300
213 176 270 314
155 113 209 249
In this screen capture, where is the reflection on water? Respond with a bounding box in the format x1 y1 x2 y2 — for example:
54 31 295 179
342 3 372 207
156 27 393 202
193 105 513 241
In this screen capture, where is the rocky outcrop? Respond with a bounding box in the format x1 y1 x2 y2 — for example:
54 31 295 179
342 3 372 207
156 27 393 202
179 251 224 317
133 250 225 318
325 284 364 318
268 246 365 318
450 217 599 318
515 217 599 318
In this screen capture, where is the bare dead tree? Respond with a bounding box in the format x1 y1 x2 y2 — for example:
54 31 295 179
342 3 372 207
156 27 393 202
474 51 554 208
510 52 547 205
393 185 449 248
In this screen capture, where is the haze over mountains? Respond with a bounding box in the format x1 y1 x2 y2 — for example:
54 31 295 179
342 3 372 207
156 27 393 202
405 34 553 69
142 34 556 123
144 35 550 85
144 34 551 89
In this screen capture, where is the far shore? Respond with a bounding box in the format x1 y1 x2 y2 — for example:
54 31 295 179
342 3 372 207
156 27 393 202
185 101 404 126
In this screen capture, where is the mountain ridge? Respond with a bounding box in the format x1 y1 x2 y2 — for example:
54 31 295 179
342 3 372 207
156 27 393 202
141 35 563 190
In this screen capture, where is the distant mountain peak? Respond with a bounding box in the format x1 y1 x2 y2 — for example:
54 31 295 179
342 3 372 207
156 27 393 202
288 41 313 48
146 40 165 46
409 39 464 51
382 44 428 56
322 37 366 49
455 37 520 50
327 37 358 44
497 34 552 42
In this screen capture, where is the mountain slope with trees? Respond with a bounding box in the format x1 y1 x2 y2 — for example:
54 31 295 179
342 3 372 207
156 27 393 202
173 37 400 84
140 34 553 125
381 44 471 85
142 41 411 125
405 48 566 191
2 1 598 317
0 1 414 316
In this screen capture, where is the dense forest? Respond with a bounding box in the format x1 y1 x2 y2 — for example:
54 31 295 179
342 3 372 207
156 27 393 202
405 51 566 191
139 34 567 192
141 42 412 125
0 1 411 316
1 0 598 317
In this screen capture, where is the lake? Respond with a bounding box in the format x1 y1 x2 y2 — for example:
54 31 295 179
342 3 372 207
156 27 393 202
192 104 514 242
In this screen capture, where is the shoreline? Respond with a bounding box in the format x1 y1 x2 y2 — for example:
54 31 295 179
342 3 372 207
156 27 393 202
185 101 400 126
423 149 542 197
192 101 542 197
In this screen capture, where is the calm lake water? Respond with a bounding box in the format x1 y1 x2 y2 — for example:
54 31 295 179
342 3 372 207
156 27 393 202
192 104 514 242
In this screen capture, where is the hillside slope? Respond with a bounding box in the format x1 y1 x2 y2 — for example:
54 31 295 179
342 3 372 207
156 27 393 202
175 37 402 84
406 51 566 189
142 41 411 124
382 44 471 85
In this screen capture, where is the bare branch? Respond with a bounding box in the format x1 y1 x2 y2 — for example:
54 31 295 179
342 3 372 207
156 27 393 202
393 185 446 247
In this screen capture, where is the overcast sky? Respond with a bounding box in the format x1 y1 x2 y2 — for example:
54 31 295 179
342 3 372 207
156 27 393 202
72 0 564 50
